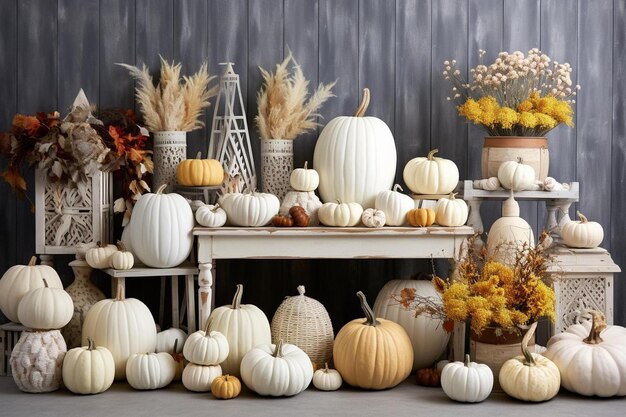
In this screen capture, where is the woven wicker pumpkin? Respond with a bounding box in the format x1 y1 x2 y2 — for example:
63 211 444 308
271 286 334 365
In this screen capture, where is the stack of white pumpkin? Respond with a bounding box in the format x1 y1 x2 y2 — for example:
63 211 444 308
182 325 228 392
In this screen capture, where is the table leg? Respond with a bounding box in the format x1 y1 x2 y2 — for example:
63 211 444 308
0 328 5 376
198 262 213 331
171 276 179 329
186 274 196 332
39 254 54 267
452 321 466 361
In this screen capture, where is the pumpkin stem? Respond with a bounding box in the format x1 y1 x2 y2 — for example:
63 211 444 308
87 337 95 351
583 311 607 344
231 284 243 309
353 88 371 117
392 184 404 193
324 362 330 373
521 322 537 366
212 203 221 212
156 184 168 194
116 240 127 252
273 339 284 358
577 211 589 223
42 278 49 288
173 339 179 354
203 316 212 334
517 156 524 164
448 192 457 200
28 256 37 266
297 285 306 296
196 151 202 159
427 149 439 160
115 279 125 301
464 354 471 367
356 291 380 327
303 161 309 170
96 241 102 248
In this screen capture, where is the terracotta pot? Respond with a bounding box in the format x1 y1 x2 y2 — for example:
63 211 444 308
481 136 548 181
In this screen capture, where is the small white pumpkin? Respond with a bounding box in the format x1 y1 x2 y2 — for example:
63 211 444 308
126 352 177 390
497 157 536 191
182 363 223 392
219 189 280 227
441 355 493 403
156 328 188 353
279 191 323 226
312 362 342 391
374 184 414 226
290 161 319 192
561 211 604 249
62 338 115 395
361 208 386 228
195 204 228 227
109 241 134 270
85 241 118 269
183 326 229 366
403 149 459 195
240 340 313 397
435 193 468 227
318 201 363 227
17 278 74 330
10 330 67 393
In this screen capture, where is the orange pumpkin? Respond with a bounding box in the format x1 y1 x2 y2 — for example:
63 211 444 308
176 152 224 186
407 208 436 227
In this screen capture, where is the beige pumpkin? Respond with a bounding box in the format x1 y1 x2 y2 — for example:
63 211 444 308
109 241 134 270
497 157 536 191
126 352 177 390
17 279 74 330
290 161 320 192
318 201 363 227
403 149 459 195
85 242 118 269
487 192 535 265
182 363 223 392
561 211 604 248
435 193 468 227
176 152 224 186
10 330 67 393
62 338 115 395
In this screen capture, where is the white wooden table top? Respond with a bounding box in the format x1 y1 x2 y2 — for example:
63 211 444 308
193 225 475 236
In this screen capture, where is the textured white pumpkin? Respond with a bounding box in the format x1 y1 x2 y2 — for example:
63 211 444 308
290 161 319 192
109 242 134 270
441 355 493 403
279 191 323 226
361 208 386 228
85 242 118 269
487 193 535 264
62 338 115 395
219 190 280 227
182 363 223 392
312 363 342 391
156 328 188 353
318 201 363 227
207 284 272 376
128 184 194 268
10 330 66 393
497 158 536 191
435 193 468 227
195 204 228 227
403 149 459 195
17 279 73 330
561 211 604 249
241 340 313 397
126 352 177 390
373 279 449 370
183 328 229 366
375 184 414 226
314 88 397 208
0 256 63 323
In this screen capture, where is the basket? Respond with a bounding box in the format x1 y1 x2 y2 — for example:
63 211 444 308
271 285 334 365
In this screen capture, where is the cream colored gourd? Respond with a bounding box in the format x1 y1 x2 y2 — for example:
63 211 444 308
403 149 459 195
126 352 177 390
333 291 413 389
0 256 62 323
544 311 626 397
183 326 229 366
211 374 242 399
86 242 118 269
498 157 536 191
374 184 414 226
240 340 313 397
128 184 194 268
176 152 224 186
318 201 363 227
82 282 157 379
361 208 386 228
290 161 319 192
62 338 115 395
373 280 449 370
561 211 604 249
207 284 271 376
109 241 134 270
487 193 535 265
10 330 66 393
182 363 223 392
279 191 323 226
499 322 560 402
314 88 397 208
17 279 73 330
219 189 280 227
441 355 493 402
312 363 342 391
195 204 228 227
156 328 188 353
435 193 468 227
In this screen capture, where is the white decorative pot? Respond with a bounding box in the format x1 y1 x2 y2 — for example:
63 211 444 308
261 139 293 201
153 131 187 193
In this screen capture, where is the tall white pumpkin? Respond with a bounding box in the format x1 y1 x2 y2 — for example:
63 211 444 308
313 88 397 208
128 184 194 268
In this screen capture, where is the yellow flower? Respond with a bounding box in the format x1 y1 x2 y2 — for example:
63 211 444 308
535 113 558 129
551 100 574 126
518 100 533 112
519 111 538 128
458 99 482 124
496 107 518 129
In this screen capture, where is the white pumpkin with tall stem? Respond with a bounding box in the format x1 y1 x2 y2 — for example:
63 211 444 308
561 211 604 248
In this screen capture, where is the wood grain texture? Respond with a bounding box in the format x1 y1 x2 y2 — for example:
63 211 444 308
136 0 174 69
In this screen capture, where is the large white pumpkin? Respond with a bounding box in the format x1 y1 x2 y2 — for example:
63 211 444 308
561 211 604 249
441 355 493 403
17 279 74 330
313 88 397 208
127 184 194 268
219 190 280 227
10 330 66 393
403 149 459 195
207 284 272 376
0 256 63 323
435 193 468 227
373 279 449 370
374 184 414 226
62 338 115 395
126 352 177 390
279 191 323 226
318 201 363 227
487 193 534 264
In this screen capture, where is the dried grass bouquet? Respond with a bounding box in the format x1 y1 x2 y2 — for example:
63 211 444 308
256 52 336 140
118 57 218 132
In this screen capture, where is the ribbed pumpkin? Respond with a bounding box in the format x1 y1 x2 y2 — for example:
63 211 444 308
406 208 436 227
17 278 74 330
211 374 242 399
333 291 413 389
271 285 334 365
176 152 224 186
62 338 115 395
403 149 459 195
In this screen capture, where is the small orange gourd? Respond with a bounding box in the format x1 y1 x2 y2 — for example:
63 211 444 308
407 208 436 227
211 374 242 399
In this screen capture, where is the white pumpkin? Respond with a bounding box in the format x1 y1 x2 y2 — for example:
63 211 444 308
109 241 134 270
290 161 319 192
373 279 449 370
487 193 535 265
312 363 342 391
241 340 313 397
403 149 459 195
279 191 323 225
85 241 118 269
497 158 536 191
435 193 468 227
182 363 223 392
156 328 188 353
441 355 493 403
544 311 626 397
361 208 386 228
219 189 280 227
318 201 363 227
0 256 63 323
207 284 271 376
10 330 66 393
62 338 115 395
128 184 194 268
183 327 229 366
313 88 397 208
561 211 604 249
17 279 73 330
375 184 414 226
195 204 228 228
126 352 177 390
82 282 157 379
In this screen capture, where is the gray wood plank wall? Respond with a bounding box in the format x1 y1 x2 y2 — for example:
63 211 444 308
0 0 624 329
